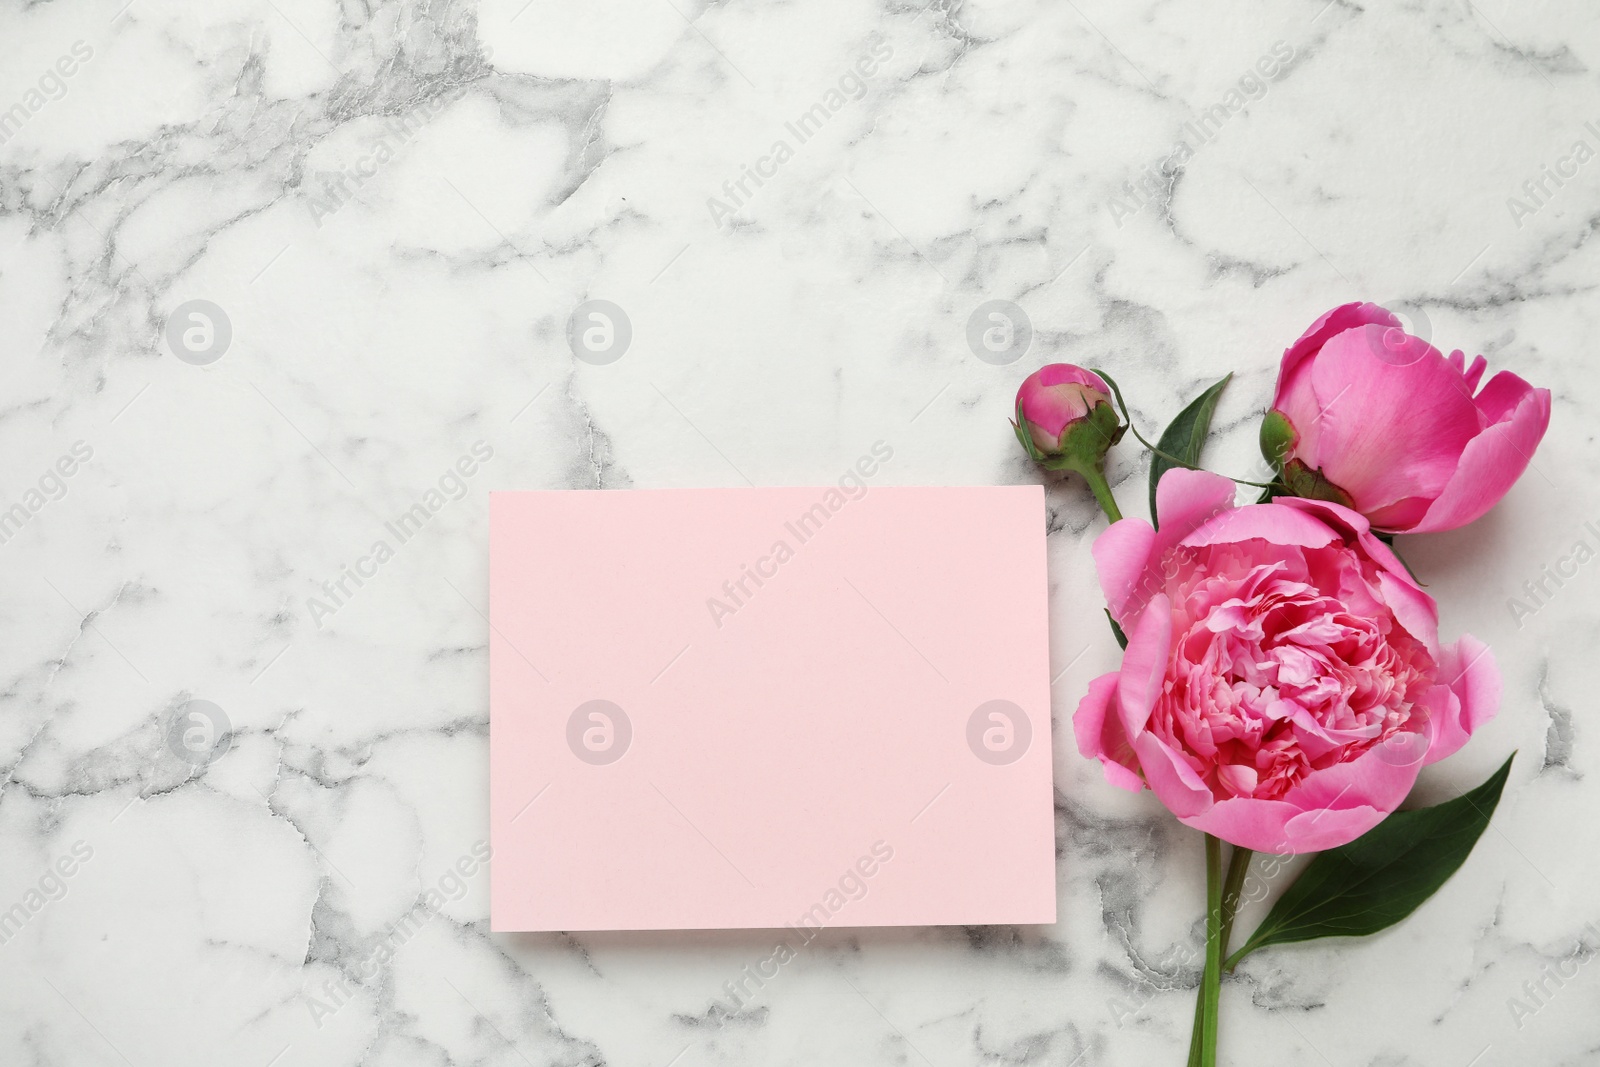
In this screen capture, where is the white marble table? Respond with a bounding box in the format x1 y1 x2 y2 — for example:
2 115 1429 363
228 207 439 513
1 1 1596 1064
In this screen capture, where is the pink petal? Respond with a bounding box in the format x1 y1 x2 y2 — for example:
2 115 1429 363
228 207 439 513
1116 594 1173 738
1181 796 1297 852
1424 636 1501 764
1274 302 1402 409
1134 732 1213 818
1037 363 1110 393
1181 501 1341 552
1095 469 1237 629
1293 731 1428 814
1276 495 1424 595
1093 518 1158 626
1073 672 1144 792
1411 683 1462 761
1180 713 1430 852
1409 379 1552 533
1375 570 1441 656
1473 369 1537 425
1278 805 1389 854
1217 763 1260 796
1188 797 1385 854
1364 494 1435 531
1151 468 1238 554
1298 326 1485 514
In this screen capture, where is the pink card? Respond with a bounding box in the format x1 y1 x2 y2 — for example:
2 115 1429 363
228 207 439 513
489 479 1054 931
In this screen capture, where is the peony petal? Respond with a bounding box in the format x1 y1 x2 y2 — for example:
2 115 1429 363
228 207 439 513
1278 804 1388 855
1116 594 1173 738
1094 518 1158 626
1181 796 1297 852
1142 469 1239 607
1074 672 1145 792
1153 468 1239 536
1299 326 1485 515
1188 794 1387 854
1037 363 1111 394
1286 708 1383 761
1472 368 1537 425
1182 796 1380 854
1277 496 1431 610
1134 732 1213 818
1424 636 1501 764
1292 731 1427 815
1364 494 1435 531
1409 379 1552 533
1217 762 1260 796
1413 683 1464 762
1181 501 1341 552
1274 302 1402 409
1276 493 1371 536
1376 570 1441 656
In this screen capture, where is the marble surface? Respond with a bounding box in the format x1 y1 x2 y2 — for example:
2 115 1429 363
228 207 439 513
2 0 1598 1064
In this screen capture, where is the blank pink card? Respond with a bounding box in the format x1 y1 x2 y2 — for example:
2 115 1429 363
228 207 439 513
489 482 1054 931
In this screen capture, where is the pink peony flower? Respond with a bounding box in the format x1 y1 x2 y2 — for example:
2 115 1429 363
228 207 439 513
1262 302 1551 533
1074 468 1501 853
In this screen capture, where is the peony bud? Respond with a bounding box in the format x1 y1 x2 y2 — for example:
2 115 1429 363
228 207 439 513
1013 363 1127 521
1012 364 1123 470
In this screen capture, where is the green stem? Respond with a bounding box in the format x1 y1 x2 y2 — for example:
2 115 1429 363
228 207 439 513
1186 986 1204 1067
1201 834 1223 1067
1187 844 1251 1065
1092 368 1280 491
1075 463 1123 523
1218 846 1253 951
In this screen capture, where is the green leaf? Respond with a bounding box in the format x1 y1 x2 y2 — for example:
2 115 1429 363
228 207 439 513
1227 753 1515 969
1104 609 1128 649
1148 375 1232 526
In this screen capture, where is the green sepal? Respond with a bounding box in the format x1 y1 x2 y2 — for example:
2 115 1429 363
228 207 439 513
1259 409 1296 472
1280 459 1356 508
